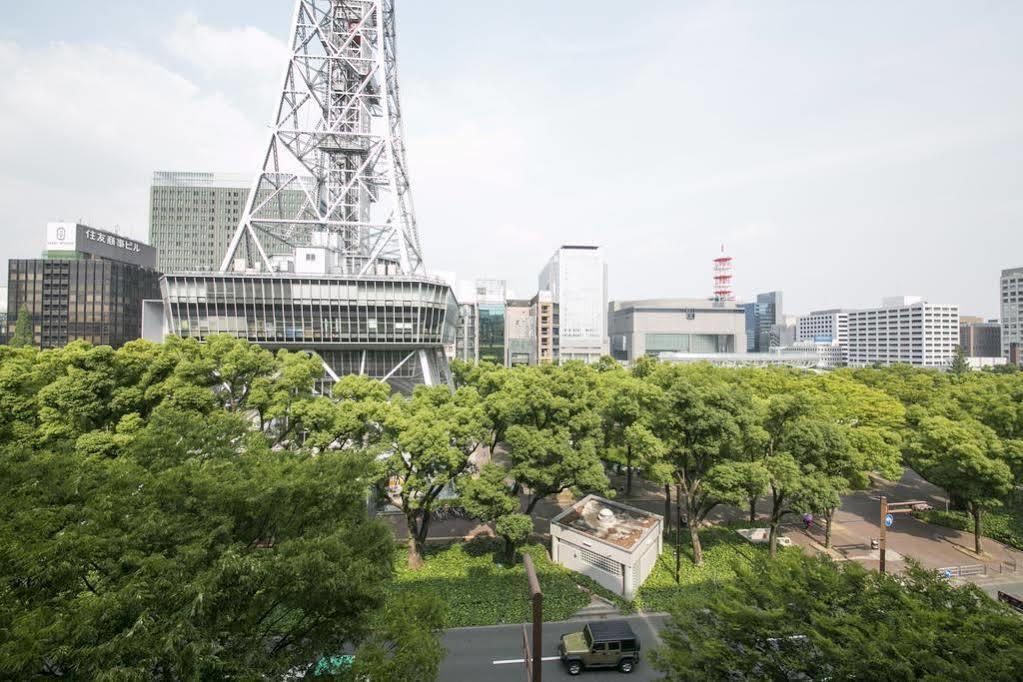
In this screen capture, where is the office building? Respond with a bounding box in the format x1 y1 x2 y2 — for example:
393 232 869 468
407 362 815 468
1001 268 1023 362
454 301 478 364
845 297 959 368
7 223 161 349
540 246 607 364
0 285 7 345
608 298 746 363
505 299 534 366
531 290 558 364
149 172 313 273
790 340 844 369
959 319 1002 358
742 291 784 352
476 279 506 365
797 309 850 344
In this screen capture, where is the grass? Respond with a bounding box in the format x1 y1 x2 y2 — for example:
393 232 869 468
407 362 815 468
389 525 772 627
389 538 627 627
915 493 1023 551
635 525 772 613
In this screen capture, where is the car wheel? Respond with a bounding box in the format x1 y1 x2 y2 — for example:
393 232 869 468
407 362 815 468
567 661 582 675
618 658 635 673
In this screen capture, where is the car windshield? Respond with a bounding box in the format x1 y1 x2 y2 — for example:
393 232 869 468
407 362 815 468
584 626 593 647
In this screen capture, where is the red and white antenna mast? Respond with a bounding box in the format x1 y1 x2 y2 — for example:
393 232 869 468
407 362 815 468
712 244 734 303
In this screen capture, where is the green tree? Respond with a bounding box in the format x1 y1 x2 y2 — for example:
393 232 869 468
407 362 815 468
599 371 665 495
385 385 488 569
460 463 533 563
504 363 609 513
348 592 447 682
905 410 1015 554
950 344 971 375
647 365 748 567
0 402 398 679
652 552 1023 681
9 304 33 348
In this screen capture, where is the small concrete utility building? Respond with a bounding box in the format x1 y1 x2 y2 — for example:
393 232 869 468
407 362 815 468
551 495 662 600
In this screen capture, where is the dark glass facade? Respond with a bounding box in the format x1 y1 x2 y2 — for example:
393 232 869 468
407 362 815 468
478 303 506 364
6 259 162 349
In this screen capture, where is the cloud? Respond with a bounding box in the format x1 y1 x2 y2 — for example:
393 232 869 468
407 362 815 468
164 12 289 107
0 37 265 249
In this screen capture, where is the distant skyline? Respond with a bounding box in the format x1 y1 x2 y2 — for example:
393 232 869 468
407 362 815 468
1 1 1020 318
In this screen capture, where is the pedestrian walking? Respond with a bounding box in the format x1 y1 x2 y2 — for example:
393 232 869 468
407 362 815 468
803 513 814 531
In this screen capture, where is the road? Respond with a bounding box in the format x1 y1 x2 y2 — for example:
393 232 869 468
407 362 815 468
439 614 669 681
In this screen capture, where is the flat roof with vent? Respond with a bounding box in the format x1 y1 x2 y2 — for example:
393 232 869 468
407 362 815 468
551 495 660 551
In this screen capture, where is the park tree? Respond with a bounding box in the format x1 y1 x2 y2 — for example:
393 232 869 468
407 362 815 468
904 410 1015 554
9 304 33 348
647 365 749 567
460 463 534 563
599 371 665 495
0 398 401 679
950 345 971 375
652 552 1023 681
347 592 447 682
504 363 609 513
385 385 488 569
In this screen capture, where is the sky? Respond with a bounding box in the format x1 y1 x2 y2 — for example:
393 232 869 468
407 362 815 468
1 1 1021 318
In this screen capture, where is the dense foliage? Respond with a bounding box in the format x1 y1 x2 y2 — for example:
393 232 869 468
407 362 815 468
4 333 1023 676
0 339 444 679
652 551 1023 681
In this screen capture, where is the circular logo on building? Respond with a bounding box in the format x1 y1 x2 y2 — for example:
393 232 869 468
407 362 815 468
56 227 66 241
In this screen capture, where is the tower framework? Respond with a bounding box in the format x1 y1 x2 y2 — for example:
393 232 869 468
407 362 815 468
160 0 454 392
712 245 734 303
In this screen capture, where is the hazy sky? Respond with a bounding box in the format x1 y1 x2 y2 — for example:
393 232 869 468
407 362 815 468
1 1 1020 318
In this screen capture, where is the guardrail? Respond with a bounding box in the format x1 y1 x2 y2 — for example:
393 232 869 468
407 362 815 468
937 564 987 579
999 591 1023 613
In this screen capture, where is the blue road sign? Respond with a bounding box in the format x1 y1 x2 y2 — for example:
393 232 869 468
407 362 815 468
884 513 894 528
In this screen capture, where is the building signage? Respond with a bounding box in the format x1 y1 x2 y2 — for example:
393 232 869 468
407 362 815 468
74 224 158 270
46 222 78 251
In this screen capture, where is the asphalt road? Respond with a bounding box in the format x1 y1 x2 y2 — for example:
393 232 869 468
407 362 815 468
439 614 669 682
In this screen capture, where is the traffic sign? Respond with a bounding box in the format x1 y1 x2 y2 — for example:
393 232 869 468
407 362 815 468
884 513 894 528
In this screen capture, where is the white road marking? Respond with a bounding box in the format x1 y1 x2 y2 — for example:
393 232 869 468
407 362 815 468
492 656 561 665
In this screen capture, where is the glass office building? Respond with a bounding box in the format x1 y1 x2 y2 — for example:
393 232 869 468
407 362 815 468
7 224 161 349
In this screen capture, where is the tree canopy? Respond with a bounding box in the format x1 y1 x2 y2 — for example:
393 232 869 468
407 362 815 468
653 551 1023 681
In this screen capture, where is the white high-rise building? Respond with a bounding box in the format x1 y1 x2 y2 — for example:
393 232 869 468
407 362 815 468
1001 267 1023 361
797 309 850 344
845 297 959 368
539 246 608 364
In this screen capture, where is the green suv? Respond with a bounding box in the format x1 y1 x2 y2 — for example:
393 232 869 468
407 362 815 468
558 621 641 675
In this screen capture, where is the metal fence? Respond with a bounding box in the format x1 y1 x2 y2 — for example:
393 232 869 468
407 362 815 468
937 564 987 579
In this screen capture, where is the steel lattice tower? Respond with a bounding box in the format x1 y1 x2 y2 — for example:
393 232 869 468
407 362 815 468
160 0 455 393
222 0 423 276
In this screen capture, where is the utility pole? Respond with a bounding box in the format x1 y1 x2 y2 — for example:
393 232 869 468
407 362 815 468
878 497 927 575
879 496 888 574
522 554 543 682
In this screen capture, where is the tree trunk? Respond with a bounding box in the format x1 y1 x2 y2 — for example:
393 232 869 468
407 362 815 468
973 506 984 555
768 520 779 559
626 445 633 496
688 519 703 567
825 509 834 549
502 535 516 565
407 534 424 570
748 497 757 524
406 510 431 570
664 484 672 531
525 493 541 515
